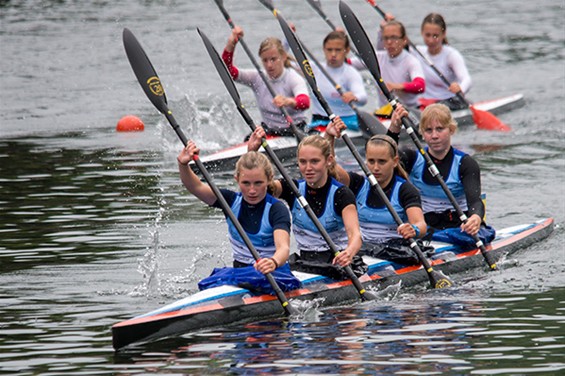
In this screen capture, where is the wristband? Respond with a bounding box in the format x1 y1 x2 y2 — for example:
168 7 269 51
411 224 420 238
269 257 279 269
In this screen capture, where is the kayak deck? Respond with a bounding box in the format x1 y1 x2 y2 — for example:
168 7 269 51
112 217 553 350
192 93 524 173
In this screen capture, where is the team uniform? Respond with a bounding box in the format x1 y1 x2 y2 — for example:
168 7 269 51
308 62 368 131
222 49 310 136
350 46 425 110
277 177 368 280
401 146 496 247
346 172 428 265
414 44 472 110
198 190 301 293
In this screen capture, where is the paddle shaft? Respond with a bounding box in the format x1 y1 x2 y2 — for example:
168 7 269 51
122 28 295 315
304 0 362 59
275 13 451 289
295 34 385 137
200 27 375 301
338 134 453 288
299 40 364 117
339 1 498 270
368 1 469 105
251 8 377 300
214 0 305 141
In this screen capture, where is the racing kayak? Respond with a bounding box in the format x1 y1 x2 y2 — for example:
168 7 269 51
112 217 552 350
194 93 524 173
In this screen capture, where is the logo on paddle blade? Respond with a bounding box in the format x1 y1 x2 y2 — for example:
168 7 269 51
435 277 453 289
302 60 313 78
146 76 164 97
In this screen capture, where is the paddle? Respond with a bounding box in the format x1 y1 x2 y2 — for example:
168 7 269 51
291 32 386 138
275 15 453 289
339 1 499 271
304 0 363 60
213 0 306 141
306 49 387 138
122 28 298 315
365 0 511 132
199 28 377 302
256 0 383 139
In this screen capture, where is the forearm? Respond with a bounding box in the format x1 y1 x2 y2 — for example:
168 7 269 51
178 161 216 205
344 207 362 256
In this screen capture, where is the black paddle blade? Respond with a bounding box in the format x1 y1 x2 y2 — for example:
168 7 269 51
277 13 334 117
356 109 387 137
276 14 317 91
257 0 275 12
339 2 384 91
122 28 169 115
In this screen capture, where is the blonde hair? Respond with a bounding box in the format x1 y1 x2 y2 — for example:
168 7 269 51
258 37 292 68
419 103 458 135
235 151 276 192
297 135 337 179
366 135 408 180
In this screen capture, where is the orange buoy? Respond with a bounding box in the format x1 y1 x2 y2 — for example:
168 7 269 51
116 115 144 132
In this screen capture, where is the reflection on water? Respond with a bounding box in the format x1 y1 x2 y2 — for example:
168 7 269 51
1 0 564 373
0 135 161 273
112 288 565 374
0 119 564 375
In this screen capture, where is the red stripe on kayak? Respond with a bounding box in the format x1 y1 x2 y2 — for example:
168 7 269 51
113 302 226 327
114 219 553 330
451 218 554 260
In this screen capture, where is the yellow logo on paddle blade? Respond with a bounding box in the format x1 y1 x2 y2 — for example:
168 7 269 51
435 278 453 289
302 60 313 78
147 76 164 96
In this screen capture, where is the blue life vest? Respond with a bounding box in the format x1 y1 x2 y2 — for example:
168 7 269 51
308 114 360 131
291 179 349 252
227 193 277 265
409 148 468 213
357 176 406 242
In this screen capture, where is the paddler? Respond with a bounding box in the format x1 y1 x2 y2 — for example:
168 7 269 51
222 25 310 140
350 19 426 118
247 123 367 280
177 142 301 293
307 30 368 132
324 120 429 266
389 103 495 247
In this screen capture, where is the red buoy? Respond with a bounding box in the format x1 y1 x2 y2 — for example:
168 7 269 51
116 115 144 132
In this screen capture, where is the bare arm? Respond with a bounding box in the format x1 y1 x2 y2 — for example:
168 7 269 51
333 204 362 267
255 228 290 274
177 141 217 205
324 116 351 186
225 25 243 53
397 206 427 239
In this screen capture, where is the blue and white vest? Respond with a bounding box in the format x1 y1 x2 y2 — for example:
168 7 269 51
227 193 277 265
357 176 406 242
291 179 349 252
409 148 468 213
